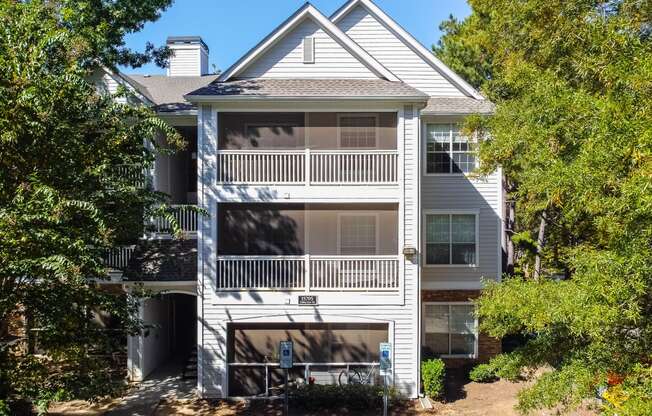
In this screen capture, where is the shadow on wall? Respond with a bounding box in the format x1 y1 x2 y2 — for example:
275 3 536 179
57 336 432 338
225 322 388 396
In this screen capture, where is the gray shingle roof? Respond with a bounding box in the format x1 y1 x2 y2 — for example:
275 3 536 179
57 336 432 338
124 239 197 281
186 78 429 100
422 97 495 115
124 74 218 112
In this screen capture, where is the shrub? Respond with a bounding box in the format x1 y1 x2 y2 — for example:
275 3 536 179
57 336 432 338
291 383 400 411
469 363 498 382
421 359 446 399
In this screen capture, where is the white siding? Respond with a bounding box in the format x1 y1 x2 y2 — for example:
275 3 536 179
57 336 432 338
337 5 466 97
238 17 378 79
198 105 420 398
420 116 502 288
168 45 203 76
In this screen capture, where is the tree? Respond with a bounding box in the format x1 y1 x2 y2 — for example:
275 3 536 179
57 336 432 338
435 0 652 414
0 0 182 412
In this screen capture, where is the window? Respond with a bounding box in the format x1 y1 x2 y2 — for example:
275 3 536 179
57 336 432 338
425 213 477 265
338 214 378 255
303 37 315 63
426 124 476 173
423 304 477 357
338 114 378 148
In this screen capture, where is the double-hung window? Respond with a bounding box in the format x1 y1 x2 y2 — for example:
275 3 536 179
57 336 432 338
426 123 476 173
423 303 477 357
425 213 477 265
338 114 378 148
338 214 378 255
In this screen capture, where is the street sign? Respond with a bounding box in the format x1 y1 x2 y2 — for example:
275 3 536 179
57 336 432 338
379 342 392 373
280 341 293 369
379 342 392 416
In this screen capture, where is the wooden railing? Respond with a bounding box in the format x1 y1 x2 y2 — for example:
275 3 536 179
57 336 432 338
216 255 399 291
217 151 305 184
112 164 148 188
310 151 398 184
103 245 136 270
216 150 398 185
150 204 198 234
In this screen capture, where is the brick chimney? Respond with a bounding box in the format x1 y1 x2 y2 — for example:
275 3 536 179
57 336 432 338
166 36 209 76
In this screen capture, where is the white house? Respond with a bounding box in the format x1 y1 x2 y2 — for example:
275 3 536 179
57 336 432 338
102 0 502 399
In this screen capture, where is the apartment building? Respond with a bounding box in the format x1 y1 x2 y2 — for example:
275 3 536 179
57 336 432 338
101 0 502 399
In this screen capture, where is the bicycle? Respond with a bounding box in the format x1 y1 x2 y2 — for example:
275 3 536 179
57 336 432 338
338 364 377 386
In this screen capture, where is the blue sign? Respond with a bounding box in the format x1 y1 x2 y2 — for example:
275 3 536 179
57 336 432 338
280 341 293 369
379 342 392 373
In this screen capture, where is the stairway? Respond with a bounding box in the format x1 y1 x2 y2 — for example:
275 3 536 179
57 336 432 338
181 349 197 380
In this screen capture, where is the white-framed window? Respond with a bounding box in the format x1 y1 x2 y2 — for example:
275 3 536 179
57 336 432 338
423 303 477 358
338 114 378 149
424 212 478 265
337 213 379 255
303 37 315 64
426 123 476 174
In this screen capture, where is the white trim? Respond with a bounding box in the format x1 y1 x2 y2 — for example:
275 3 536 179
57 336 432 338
336 113 379 149
336 212 380 255
186 95 426 103
421 302 478 359
423 122 478 176
330 0 484 99
218 3 398 82
303 36 315 64
422 210 480 267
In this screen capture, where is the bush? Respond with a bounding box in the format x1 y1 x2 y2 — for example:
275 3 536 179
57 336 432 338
421 359 446 399
469 363 498 382
291 383 400 411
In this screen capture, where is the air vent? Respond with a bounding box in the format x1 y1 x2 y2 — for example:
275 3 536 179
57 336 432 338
303 37 315 64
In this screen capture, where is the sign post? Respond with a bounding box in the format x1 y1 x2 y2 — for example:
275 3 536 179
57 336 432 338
279 341 293 416
379 342 392 416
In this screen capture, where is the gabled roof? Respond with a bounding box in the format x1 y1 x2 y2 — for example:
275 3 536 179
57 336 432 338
330 0 484 100
124 74 218 112
218 2 398 82
186 78 428 101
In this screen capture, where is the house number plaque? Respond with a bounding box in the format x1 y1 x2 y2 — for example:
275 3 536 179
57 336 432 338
298 295 318 305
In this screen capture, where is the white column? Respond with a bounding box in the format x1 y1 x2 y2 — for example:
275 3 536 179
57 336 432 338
197 104 219 397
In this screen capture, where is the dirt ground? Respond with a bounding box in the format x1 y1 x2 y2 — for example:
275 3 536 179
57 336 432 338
152 377 598 416
49 374 600 416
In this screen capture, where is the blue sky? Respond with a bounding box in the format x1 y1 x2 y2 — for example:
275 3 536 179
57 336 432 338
121 0 471 75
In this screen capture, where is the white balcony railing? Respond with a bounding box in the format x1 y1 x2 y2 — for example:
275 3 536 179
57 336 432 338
150 204 198 234
103 245 136 270
216 255 399 291
216 150 398 185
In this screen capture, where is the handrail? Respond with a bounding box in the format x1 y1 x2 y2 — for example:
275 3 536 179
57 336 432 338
216 255 400 291
216 149 398 185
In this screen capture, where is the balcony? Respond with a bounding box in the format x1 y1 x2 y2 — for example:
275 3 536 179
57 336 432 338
216 255 399 291
217 150 398 185
149 204 199 236
216 203 399 293
215 112 399 188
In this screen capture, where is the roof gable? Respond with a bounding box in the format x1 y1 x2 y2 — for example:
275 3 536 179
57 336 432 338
219 3 398 82
331 0 483 99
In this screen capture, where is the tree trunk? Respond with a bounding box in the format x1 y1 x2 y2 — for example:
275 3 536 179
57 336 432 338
505 199 516 276
533 211 548 280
